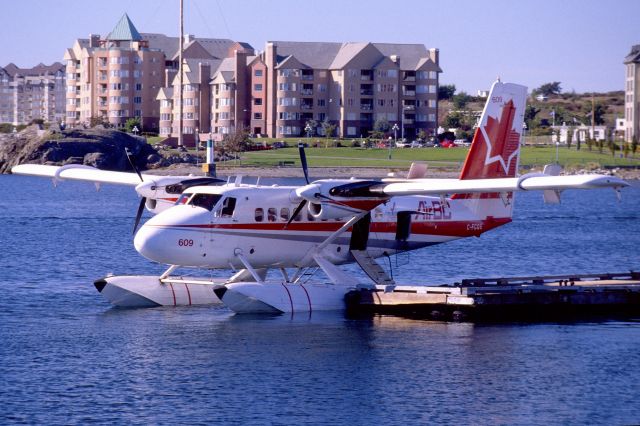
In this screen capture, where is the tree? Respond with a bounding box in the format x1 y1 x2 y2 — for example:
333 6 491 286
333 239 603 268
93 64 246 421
632 135 638 156
583 102 607 125
452 91 471 109
524 105 540 129
373 117 391 133
305 119 318 136
534 82 562 97
443 112 462 129
575 130 581 151
224 127 250 163
417 129 428 141
438 84 456 101
124 117 141 133
321 119 337 142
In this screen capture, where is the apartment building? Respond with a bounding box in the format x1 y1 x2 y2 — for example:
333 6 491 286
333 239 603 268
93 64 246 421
158 44 254 144
207 41 441 140
0 62 65 125
624 44 640 142
64 13 244 131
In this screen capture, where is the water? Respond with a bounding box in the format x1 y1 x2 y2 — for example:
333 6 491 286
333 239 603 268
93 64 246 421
1 175 639 424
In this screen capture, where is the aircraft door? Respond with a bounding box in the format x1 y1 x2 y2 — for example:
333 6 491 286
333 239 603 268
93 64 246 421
395 211 411 247
349 213 371 251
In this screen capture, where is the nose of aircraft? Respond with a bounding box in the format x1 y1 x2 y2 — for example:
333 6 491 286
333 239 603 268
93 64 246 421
134 205 209 265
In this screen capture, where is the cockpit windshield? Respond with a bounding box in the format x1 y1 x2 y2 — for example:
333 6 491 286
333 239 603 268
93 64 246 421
184 193 222 211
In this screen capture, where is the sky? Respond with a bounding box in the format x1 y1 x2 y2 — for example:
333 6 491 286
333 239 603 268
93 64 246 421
1 0 639 94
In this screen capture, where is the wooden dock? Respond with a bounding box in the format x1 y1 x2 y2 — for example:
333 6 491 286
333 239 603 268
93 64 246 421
345 272 640 321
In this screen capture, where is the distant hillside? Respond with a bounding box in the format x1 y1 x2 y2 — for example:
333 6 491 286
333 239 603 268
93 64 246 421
439 90 624 138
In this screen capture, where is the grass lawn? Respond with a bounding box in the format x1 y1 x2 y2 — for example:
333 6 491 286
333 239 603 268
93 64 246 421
238 145 640 170
146 136 168 145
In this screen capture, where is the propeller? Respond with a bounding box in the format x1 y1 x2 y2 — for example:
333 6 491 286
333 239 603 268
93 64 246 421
125 148 147 235
298 143 309 184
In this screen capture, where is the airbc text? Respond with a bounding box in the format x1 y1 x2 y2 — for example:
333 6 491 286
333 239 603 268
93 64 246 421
414 200 451 220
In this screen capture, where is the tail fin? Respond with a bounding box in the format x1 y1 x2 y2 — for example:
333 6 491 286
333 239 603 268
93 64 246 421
459 81 527 180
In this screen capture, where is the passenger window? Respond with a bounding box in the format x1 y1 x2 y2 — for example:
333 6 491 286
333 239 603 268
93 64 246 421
267 208 277 222
280 208 289 221
188 193 221 211
255 208 264 222
221 197 236 217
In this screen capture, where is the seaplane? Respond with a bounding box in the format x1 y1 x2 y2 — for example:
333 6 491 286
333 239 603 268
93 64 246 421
12 81 629 313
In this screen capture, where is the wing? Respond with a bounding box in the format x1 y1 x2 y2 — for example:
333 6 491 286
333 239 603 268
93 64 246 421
11 164 186 186
11 163 226 216
380 174 629 197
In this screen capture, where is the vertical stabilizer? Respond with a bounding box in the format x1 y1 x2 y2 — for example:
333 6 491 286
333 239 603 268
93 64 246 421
459 81 527 180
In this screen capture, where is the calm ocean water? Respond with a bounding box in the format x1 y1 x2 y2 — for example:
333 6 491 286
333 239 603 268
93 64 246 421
1 174 639 425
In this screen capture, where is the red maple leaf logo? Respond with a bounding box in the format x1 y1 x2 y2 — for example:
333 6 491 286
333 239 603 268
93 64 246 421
459 98 522 180
482 100 520 176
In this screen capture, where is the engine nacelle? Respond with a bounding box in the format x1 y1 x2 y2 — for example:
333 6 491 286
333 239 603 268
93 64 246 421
307 202 357 220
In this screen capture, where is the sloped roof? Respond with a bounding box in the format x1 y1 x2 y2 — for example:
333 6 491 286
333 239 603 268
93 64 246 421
142 33 243 60
415 57 442 73
156 86 173 100
107 13 143 41
269 40 435 71
373 43 429 70
1 62 64 77
173 40 216 61
269 41 342 69
211 71 235 84
625 45 640 64
275 55 310 70
328 42 370 69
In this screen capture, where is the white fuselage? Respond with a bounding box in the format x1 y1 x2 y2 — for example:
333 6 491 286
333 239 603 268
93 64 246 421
133 184 513 269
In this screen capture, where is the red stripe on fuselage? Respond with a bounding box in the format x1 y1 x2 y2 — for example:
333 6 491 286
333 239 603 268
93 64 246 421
149 217 511 238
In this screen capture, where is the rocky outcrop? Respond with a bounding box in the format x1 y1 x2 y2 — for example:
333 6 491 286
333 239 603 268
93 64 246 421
0 126 167 173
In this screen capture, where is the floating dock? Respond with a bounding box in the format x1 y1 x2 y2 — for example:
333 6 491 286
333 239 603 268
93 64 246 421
346 272 640 321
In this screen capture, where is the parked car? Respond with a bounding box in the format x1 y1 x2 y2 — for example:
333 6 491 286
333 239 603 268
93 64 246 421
409 140 423 148
454 139 471 147
440 140 457 148
272 141 287 149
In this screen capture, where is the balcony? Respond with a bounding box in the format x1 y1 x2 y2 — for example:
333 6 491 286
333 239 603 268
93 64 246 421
301 74 314 81
360 104 373 111
360 89 373 96
301 89 313 96
403 72 416 82
301 103 313 110
403 90 416 96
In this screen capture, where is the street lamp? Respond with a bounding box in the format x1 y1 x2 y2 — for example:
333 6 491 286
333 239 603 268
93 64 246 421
195 127 199 165
391 123 399 159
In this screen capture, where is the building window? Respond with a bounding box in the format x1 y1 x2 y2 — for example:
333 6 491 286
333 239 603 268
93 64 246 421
133 96 142 104
135 83 142 90
347 126 357 136
254 83 263 91
255 69 263 77
253 112 262 120
317 99 325 107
